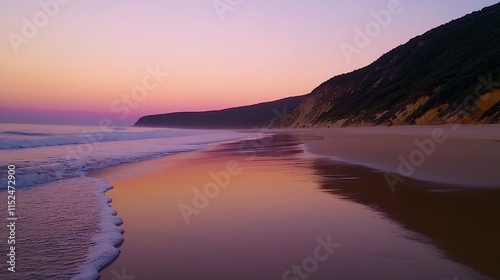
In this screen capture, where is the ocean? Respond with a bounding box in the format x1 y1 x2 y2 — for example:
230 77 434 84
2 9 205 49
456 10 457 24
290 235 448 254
0 123 245 279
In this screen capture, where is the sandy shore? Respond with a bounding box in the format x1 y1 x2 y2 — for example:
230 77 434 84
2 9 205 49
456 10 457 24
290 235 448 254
297 124 500 188
92 130 500 279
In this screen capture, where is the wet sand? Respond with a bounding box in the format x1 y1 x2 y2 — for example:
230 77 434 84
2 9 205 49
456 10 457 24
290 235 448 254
92 132 499 280
302 124 500 187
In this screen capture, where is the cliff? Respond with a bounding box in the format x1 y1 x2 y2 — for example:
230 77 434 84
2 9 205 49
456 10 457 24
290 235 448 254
274 3 500 128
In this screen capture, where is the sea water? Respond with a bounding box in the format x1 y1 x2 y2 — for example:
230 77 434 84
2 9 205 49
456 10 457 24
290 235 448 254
0 123 245 279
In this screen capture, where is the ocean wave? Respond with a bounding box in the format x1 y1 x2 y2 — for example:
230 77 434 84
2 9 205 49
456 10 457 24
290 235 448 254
0 128 214 149
0 130 246 189
0 147 197 190
2 131 52 137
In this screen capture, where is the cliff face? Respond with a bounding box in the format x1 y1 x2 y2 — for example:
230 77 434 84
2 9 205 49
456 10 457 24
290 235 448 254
274 3 500 128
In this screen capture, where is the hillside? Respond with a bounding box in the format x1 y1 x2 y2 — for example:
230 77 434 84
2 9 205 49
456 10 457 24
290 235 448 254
274 3 500 128
134 95 306 128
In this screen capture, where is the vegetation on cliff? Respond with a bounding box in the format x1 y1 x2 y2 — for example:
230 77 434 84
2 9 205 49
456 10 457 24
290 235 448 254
276 3 500 127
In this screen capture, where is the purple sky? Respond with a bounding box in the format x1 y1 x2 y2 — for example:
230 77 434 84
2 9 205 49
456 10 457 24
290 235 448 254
1 0 498 125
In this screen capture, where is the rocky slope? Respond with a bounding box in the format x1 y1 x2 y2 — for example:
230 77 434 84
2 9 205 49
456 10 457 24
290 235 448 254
273 3 500 128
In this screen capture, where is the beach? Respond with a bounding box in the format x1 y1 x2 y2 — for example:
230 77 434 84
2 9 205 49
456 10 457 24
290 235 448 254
93 126 500 280
3 2 499 279
304 124 500 187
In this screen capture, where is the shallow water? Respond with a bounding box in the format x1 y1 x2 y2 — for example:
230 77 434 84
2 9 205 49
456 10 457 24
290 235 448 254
0 177 122 279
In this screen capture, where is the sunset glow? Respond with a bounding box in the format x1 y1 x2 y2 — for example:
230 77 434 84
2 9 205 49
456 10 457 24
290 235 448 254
0 0 497 125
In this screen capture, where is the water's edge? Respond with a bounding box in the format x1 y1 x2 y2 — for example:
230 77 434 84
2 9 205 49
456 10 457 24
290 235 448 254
74 178 124 280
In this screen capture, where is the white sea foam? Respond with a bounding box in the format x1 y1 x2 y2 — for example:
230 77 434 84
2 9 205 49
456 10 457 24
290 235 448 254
73 178 124 280
0 176 125 279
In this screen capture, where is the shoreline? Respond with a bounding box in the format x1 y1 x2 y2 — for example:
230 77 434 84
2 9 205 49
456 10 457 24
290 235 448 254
292 124 500 188
88 126 500 279
90 124 500 276
91 129 500 279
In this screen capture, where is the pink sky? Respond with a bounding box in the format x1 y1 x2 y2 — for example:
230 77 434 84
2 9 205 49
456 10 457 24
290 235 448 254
0 0 497 125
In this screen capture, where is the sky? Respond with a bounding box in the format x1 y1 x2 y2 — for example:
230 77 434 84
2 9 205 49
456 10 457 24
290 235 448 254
0 0 498 125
